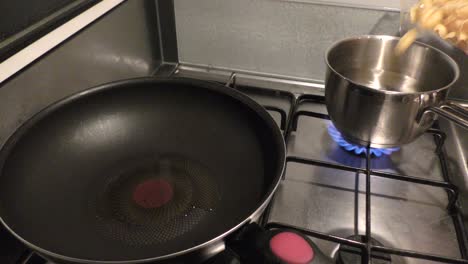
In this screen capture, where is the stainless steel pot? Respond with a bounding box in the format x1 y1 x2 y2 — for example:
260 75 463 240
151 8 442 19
325 35 468 148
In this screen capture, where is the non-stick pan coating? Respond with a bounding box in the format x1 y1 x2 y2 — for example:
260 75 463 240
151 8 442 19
0 78 284 262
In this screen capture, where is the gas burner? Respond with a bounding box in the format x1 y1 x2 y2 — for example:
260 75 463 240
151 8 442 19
337 235 391 264
328 124 399 157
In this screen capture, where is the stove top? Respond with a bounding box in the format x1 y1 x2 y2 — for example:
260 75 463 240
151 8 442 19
231 82 465 264
267 100 462 263
3 68 467 264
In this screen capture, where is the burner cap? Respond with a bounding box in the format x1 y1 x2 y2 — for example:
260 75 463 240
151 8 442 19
269 231 314 264
132 179 173 209
337 235 391 264
328 124 399 157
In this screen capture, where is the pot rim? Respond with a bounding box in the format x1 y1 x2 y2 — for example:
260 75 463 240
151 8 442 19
325 35 460 96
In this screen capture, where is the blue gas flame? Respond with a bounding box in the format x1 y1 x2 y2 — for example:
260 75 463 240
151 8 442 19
327 124 399 157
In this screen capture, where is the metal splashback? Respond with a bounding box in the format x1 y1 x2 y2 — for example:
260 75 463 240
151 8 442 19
172 0 467 100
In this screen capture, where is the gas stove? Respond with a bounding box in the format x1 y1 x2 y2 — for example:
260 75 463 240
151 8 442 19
3 64 466 264
174 64 468 264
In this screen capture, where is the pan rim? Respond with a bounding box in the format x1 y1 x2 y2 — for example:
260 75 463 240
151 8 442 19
0 77 286 264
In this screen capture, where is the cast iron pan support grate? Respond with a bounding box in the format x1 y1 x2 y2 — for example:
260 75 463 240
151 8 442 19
259 91 468 264
223 72 468 263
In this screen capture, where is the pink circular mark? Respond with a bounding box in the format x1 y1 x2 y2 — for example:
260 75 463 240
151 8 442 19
132 179 173 208
269 232 314 264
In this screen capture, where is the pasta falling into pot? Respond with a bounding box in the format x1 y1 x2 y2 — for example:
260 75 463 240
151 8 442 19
396 0 468 54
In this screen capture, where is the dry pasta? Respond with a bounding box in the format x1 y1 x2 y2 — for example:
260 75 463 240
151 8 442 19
396 0 468 54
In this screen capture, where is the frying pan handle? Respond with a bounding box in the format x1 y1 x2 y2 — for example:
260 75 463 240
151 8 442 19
209 247 241 263
212 223 333 263
425 101 468 129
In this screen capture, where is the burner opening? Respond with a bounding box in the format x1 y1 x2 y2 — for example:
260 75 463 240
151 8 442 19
132 178 174 209
337 235 391 264
328 124 399 157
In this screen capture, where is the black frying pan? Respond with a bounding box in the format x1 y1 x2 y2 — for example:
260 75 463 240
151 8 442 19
0 78 285 263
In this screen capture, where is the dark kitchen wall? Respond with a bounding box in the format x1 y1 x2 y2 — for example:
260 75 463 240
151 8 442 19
0 0 161 146
0 0 102 61
0 0 77 41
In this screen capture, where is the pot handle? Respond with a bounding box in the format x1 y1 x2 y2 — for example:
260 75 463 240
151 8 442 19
425 101 468 129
